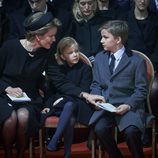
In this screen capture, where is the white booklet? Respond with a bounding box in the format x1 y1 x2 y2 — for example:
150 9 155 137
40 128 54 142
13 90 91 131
7 92 31 102
96 102 117 112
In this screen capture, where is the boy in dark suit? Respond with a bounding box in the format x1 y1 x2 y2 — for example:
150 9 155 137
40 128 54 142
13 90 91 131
90 20 148 158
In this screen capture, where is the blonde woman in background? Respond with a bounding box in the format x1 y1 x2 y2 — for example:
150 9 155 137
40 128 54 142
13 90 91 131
66 0 107 63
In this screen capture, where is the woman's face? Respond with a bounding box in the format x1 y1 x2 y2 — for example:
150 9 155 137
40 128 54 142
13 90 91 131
60 44 80 66
79 0 95 17
36 27 57 49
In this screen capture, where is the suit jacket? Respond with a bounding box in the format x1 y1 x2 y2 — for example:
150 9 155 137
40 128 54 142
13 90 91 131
90 49 148 132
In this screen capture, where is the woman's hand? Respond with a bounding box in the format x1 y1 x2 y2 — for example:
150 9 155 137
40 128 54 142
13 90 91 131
5 86 23 98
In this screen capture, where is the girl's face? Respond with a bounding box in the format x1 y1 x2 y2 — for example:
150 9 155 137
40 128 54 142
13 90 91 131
60 44 80 66
79 0 94 17
36 27 57 49
100 29 119 52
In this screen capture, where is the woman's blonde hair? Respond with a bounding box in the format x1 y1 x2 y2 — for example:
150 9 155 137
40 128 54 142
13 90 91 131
55 37 80 65
24 12 61 41
72 0 98 22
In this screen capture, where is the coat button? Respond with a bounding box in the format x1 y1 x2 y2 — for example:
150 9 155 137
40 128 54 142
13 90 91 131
110 78 113 82
109 94 113 97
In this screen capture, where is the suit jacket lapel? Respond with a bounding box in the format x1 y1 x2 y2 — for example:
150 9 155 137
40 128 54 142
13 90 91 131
112 51 130 77
104 52 111 76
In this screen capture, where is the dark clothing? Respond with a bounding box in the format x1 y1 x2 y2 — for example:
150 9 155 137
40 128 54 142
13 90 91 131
8 2 71 45
0 39 51 135
66 12 117 58
116 0 132 12
44 55 94 158
45 57 94 125
125 9 158 72
94 115 144 158
3 0 28 13
149 0 158 13
47 101 76 156
0 6 9 47
52 0 74 13
8 3 54 39
98 1 127 19
90 49 147 132
90 49 147 158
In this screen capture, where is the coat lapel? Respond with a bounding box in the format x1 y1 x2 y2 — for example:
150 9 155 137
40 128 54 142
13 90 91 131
111 51 130 77
103 52 111 76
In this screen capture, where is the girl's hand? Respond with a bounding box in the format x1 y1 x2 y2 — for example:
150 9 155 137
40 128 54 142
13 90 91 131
81 92 105 106
41 108 50 114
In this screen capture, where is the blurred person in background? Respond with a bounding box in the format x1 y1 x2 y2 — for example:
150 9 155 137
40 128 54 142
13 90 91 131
8 0 71 52
0 0 9 47
67 0 118 63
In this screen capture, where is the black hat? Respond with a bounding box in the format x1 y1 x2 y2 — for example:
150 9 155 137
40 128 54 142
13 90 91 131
24 12 53 31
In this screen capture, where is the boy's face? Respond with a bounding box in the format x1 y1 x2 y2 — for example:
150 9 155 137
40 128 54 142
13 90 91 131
100 29 119 53
28 0 47 12
134 0 150 11
60 44 80 66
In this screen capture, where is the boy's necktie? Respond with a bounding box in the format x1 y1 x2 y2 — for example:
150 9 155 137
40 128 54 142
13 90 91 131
109 54 115 74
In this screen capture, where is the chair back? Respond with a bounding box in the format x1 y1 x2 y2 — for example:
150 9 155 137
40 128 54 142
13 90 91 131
79 52 92 67
132 50 155 114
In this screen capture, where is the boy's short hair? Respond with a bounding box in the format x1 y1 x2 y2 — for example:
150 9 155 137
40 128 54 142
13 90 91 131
99 20 128 45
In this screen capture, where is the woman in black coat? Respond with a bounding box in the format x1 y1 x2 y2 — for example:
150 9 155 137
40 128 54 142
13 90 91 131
125 0 158 72
66 0 118 63
0 1 9 47
0 12 61 158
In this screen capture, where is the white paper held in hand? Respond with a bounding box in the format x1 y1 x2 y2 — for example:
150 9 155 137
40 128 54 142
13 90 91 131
96 102 117 112
7 92 31 102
